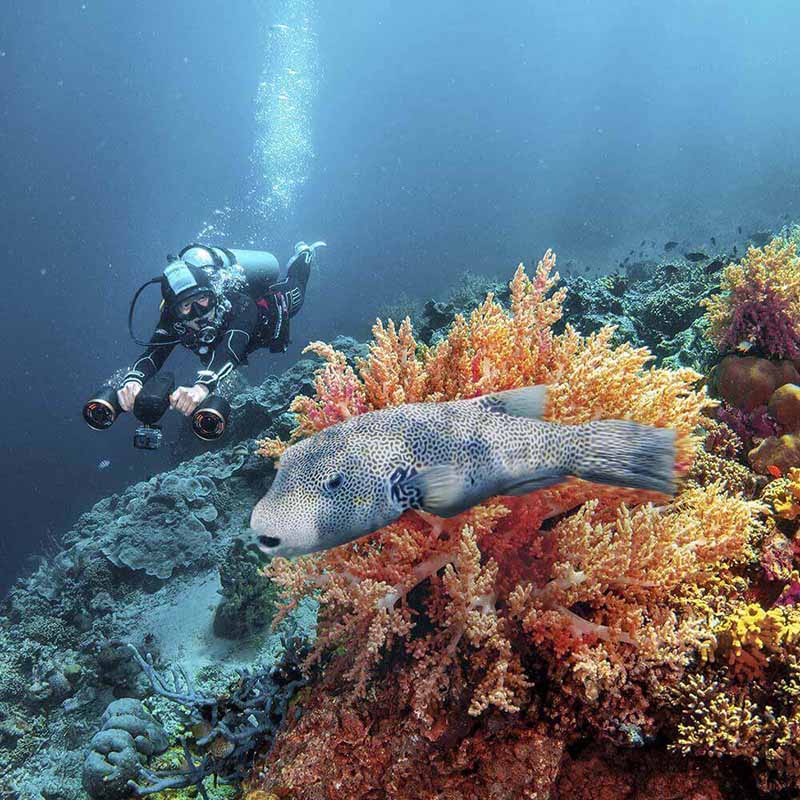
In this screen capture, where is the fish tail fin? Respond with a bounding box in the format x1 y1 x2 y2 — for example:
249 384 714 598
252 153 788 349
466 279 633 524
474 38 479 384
573 420 677 495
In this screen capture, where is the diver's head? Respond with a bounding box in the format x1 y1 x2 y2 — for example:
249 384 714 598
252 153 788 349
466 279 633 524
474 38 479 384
160 260 217 320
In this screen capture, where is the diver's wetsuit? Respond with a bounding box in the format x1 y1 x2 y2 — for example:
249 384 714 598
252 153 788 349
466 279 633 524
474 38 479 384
123 254 311 393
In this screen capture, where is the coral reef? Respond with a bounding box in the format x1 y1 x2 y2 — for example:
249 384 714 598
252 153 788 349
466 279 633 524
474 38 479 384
701 238 800 475
702 238 800 358
115 641 305 798
247 253 780 798
213 539 278 639
3 240 799 799
82 698 169 799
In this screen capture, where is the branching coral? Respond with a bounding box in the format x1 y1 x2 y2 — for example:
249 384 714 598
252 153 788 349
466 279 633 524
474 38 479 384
250 252 768 799
702 239 800 359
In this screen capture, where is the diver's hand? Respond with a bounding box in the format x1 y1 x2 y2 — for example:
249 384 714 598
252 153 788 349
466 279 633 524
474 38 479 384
117 381 142 412
170 384 210 416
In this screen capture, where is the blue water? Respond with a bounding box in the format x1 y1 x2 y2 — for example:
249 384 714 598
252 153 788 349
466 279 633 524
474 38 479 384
3 0 800 592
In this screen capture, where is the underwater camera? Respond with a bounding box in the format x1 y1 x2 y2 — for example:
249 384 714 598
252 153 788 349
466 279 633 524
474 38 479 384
83 371 231 449
131 372 175 449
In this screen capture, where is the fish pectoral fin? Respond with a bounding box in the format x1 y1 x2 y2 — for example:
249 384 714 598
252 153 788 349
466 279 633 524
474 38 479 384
478 385 549 419
409 465 468 517
500 472 566 495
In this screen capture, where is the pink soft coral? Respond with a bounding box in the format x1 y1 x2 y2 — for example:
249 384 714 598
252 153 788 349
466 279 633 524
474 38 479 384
703 239 800 359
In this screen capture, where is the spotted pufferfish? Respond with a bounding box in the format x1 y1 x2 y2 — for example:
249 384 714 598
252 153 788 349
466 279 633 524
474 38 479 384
250 385 676 558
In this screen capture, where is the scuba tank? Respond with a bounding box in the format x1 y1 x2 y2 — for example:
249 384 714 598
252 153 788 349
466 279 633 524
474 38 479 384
178 244 280 298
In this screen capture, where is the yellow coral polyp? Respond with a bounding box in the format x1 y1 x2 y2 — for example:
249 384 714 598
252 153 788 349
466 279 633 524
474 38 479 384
717 604 800 670
771 467 800 520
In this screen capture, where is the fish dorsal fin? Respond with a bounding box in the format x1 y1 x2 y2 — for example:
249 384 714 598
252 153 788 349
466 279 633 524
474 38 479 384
408 465 468 518
476 385 549 420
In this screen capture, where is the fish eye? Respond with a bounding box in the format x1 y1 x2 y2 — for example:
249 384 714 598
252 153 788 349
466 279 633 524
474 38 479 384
259 535 281 549
322 473 344 494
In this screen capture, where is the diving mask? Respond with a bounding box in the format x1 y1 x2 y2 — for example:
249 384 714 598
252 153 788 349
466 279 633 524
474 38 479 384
174 291 216 320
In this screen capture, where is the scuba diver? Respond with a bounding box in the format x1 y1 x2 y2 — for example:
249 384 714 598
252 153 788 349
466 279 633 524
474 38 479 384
118 241 325 417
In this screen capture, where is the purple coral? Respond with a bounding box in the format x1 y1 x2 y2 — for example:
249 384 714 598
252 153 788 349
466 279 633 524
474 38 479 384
716 402 780 451
721 284 800 360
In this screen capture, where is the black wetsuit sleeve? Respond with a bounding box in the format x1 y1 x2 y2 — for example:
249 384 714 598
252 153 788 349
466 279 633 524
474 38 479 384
121 311 177 386
194 296 259 393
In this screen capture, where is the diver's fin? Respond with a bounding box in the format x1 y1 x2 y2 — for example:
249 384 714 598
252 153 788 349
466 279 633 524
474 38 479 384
409 465 468 517
500 472 567 495
476 385 549 419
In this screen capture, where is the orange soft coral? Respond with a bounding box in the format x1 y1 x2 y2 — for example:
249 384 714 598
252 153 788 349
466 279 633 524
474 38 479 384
251 252 761 799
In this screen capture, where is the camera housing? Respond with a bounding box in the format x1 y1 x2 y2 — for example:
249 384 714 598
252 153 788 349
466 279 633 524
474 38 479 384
133 425 163 450
131 372 175 450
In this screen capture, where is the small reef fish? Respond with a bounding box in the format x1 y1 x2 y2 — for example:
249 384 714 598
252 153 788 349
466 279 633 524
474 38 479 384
97 459 111 471
704 258 725 274
767 465 783 479
710 236 717 247
271 23 291 31
749 231 772 247
684 251 709 262
664 241 679 251
250 386 677 559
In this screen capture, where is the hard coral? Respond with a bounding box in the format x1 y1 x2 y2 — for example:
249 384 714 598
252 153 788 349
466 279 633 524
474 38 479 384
250 253 767 798
749 434 800 476
714 354 786 412
769 383 800 432
702 238 800 359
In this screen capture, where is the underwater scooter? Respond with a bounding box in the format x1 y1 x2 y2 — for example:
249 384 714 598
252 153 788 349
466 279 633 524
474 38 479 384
83 372 231 450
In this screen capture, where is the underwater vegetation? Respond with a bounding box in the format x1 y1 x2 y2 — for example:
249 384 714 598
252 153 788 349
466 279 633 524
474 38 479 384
240 248 800 798
703 230 800 476
4 239 800 799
